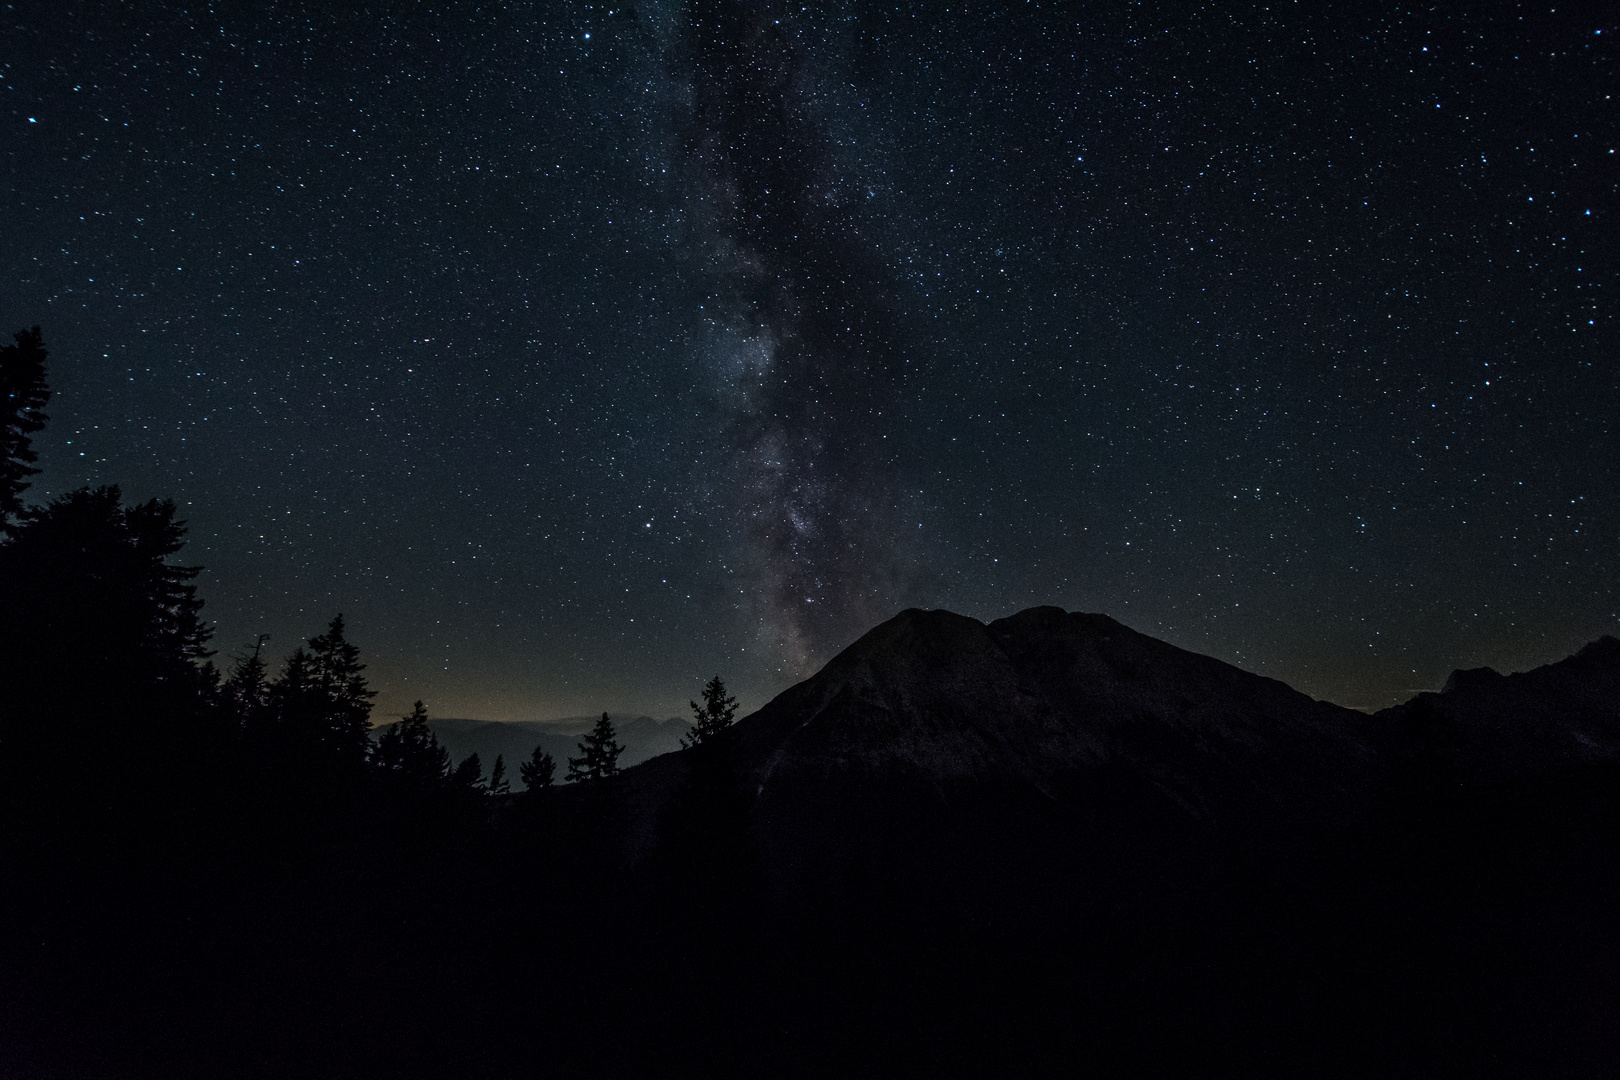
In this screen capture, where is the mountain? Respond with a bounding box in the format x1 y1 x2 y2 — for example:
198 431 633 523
622 609 1620 845
379 713 692 781
13 603 1620 1078
744 609 1362 908
590 607 1620 1075
1372 634 1620 780
615 607 1382 894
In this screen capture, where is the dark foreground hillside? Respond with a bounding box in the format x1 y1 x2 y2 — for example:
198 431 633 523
5 606 1620 1078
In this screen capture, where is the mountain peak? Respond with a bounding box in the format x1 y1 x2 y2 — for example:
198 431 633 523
1378 632 1620 778
736 605 1371 800
1441 666 1505 695
697 606 1384 914
1576 634 1620 663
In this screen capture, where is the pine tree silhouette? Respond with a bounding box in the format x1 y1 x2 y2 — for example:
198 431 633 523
683 676 739 750
264 616 375 763
306 614 375 761
488 754 511 796
520 744 557 790
267 646 320 754
223 634 272 729
373 700 451 785
451 752 485 790
0 486 212 725
566 713 625 782
0 326 50 534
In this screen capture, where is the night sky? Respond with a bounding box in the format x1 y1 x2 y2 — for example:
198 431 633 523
5 2 1614 720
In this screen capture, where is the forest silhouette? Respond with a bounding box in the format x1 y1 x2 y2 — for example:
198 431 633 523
4 327 1619 1078
0 328 747 1077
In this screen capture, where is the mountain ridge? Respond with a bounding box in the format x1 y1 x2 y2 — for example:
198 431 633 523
372 713 692 778
600 606 1620 912
1373 632 1620 781
634 606 1620 793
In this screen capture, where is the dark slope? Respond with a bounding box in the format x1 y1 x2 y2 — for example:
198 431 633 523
742 606 1372 800
1348 635 1620 1079
8 603 1619 1078
621 611 1620 855
585 609 1620 1077
1373 635 1620 779
722 607 1376 908
604 607 1383 936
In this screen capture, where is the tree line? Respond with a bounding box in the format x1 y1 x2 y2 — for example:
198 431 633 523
0 325 733 804
2 328 760 1077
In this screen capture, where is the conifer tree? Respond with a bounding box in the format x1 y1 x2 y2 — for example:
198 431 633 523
0 486 212 718
451 752 485 790
488 754 511 796
223 634 272 728
0 326 50 534
275 648 314 695
373 700 451 785
520 745 557 791
306 614 375 760
683 675 739 750
266 646 318 748
566 713 625 782
262 618 373 765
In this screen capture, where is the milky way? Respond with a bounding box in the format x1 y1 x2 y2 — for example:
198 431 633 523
6 3 1613 717
677 3 909 673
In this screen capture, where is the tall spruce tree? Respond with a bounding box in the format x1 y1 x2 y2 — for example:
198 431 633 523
264 616 374 764
0 486 212 724
306 614 375 761
450 752 485 791
222 634 272 729
0 326 50 534
488 754 511 796
683 675 739 750
520 745 557 791
267 646 319 748
373 700 451 785
566 713 625 782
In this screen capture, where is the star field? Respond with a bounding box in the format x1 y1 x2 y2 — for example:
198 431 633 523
5 2 1615 718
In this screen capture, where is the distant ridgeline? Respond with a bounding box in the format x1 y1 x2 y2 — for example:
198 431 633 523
412 714 692 780
5 329 1620 1077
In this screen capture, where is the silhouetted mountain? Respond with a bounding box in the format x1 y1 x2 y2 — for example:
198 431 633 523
617 610 1620 872
591 607 1620 1076
614 607 1379 890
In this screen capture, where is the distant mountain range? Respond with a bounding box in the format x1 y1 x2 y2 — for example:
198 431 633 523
372 712 692 782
